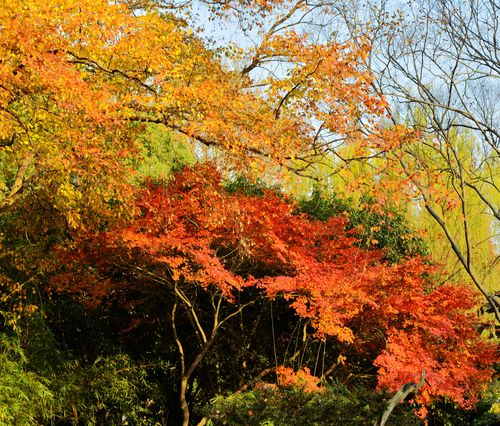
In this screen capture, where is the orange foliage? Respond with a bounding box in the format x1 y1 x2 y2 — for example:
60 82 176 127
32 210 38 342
276 366 325 393
1 0 405 227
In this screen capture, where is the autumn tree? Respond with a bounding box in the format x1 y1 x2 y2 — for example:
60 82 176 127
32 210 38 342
0 0 399 232
52 164 496 425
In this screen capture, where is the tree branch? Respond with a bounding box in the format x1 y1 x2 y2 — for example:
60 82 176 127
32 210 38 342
0 152 35 212
375 370 426 426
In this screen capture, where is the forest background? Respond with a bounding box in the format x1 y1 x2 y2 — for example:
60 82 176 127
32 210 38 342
0 0 498 425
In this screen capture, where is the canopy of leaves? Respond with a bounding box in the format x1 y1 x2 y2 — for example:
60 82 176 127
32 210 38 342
0 0 497 423
0 0 403 230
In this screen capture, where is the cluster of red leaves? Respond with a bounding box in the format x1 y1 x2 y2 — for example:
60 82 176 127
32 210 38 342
52 164 496 409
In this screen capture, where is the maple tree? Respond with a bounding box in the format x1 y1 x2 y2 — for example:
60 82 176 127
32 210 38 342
51 164 496 425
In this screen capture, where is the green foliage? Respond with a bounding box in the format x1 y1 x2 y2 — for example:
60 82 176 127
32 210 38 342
299 189 428 263
224 175 281 197
205 380 500 426
133 125 195 183
49 354 159 425
204 383 422 426
298 188 351 221
33 300 173 426
0 308 170 425
0 334 54 425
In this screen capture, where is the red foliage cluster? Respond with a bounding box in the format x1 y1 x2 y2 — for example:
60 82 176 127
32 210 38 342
52 164 496 409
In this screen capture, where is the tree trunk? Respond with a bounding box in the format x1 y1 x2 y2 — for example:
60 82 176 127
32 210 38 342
180 376 190 426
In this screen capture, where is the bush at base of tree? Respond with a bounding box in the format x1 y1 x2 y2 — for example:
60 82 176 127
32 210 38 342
204 383 421 426
204 380 500 426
